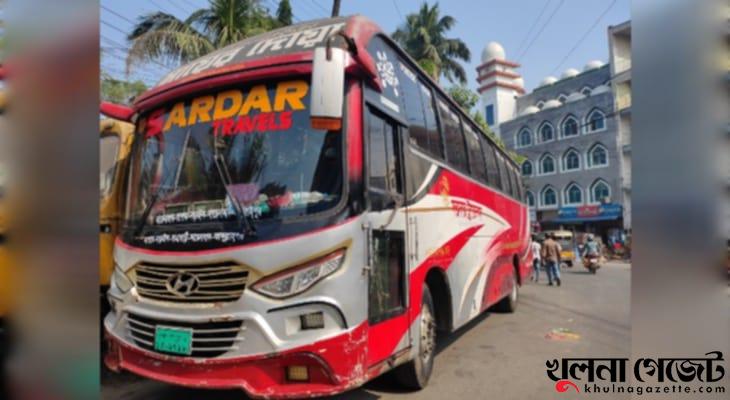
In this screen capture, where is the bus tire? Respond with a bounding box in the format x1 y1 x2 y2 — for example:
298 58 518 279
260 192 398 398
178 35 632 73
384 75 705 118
494 270 518 313
394 285 436 390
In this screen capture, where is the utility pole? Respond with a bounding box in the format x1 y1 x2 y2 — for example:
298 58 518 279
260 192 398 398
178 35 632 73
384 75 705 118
331 0 341 17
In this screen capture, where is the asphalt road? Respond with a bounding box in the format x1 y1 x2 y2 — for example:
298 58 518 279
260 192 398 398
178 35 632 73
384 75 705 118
102 261 631 400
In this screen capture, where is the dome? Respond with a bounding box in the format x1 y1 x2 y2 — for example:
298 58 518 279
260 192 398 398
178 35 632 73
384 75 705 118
520 105 539 116
590 85 610 95
584 60 604 71
565 92 586 103
561 68 580 79
514 77 524 88
543 99 562 109
481 42 505 62
539 76 558 87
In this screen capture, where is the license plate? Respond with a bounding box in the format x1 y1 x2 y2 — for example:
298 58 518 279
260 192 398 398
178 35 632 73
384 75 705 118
154 326 193 356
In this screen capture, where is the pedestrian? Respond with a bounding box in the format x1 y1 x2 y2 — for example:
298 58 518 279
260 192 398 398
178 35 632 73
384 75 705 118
541 233 562 286
530 235 541 282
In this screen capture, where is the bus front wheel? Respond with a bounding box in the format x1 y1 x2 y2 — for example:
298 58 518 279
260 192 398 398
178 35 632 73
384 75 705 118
394 285 435 390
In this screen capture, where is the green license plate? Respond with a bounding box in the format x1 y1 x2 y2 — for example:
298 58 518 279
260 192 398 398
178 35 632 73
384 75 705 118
154 326 193 356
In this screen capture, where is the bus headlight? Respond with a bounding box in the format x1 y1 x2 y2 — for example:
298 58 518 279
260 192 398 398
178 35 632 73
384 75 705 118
253 249 346 299
111 264 134 293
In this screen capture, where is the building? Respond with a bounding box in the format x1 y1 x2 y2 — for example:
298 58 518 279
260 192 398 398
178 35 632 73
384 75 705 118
476 42 525 137
477 36 630 243
608 21 632 232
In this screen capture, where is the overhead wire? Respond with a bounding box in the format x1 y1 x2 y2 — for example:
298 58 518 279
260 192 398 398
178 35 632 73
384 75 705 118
550 0 618 75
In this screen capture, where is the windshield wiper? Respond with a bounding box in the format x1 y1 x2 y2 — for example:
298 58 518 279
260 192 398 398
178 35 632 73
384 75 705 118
133 128 192 238
212 138 257 238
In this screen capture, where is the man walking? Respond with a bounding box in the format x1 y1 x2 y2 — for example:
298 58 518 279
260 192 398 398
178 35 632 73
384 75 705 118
531 235 541 282
541 233 562 286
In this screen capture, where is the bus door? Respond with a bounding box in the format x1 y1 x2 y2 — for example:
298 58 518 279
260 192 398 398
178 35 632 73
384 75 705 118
363 106 412 367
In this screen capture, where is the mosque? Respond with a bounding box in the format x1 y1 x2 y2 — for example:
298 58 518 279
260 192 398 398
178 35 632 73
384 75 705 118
476 27 632 245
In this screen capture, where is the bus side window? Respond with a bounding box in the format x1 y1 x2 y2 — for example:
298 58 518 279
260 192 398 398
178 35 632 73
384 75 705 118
507 165 520 199
480 136 501 190
396 60 443 160
514 168 525 200
496 152 512 195
367 107 402 210
436 99 469 173
463 124 488 183
419 82 443 159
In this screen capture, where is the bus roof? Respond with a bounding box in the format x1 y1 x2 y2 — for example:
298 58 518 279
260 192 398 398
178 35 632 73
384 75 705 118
132 15 519 169
137 16 353 101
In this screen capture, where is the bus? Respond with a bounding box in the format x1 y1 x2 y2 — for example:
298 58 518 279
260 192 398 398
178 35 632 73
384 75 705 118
103 16 531 398
100 118 135 312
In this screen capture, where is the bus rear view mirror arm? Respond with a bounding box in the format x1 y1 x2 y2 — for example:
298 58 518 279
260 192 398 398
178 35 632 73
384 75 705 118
100 102 135 123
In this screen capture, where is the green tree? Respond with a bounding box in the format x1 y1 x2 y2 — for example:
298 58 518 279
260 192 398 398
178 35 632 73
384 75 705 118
447 84 479 113
100 72 148 105
392 2 470 84
275 0 293 26
126 0 275 73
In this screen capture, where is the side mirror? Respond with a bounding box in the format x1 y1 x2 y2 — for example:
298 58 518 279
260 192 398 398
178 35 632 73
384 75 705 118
100 101 135 122
310 46 347 131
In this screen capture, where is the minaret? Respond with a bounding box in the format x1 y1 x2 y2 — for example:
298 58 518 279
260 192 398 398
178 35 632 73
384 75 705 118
476 42 524 137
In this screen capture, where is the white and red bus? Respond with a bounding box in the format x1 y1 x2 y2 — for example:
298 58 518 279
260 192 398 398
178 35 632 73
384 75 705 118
104 15 531 398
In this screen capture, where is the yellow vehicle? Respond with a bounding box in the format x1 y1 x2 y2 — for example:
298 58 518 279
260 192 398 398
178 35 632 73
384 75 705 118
546 230 577 267
0 88 8 322
100 118 134 298
0 88 6 241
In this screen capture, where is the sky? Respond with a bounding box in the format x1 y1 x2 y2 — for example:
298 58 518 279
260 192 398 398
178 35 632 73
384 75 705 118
100 0 630 93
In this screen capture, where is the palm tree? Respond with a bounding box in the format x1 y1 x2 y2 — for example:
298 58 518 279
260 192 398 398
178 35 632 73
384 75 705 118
275 0 293 26
126 0 276 73
392 2 470 84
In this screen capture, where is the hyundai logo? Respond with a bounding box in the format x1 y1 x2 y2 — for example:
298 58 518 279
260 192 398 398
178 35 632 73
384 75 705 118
166 271 201 297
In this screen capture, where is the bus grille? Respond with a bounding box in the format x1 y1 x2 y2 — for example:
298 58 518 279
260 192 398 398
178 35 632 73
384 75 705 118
132 261 249 303
126 313 243 358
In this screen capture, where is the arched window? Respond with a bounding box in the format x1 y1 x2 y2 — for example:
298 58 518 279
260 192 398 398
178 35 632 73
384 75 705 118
557 94 567 103
585 108 606 133
561 115 579 138
580 86 593 96
591 180 611 203
540 186 558 208
516 128 532 148
587 143 608 168
562 148 581 171
526 191 535 208
564 183 583 205
536 100 545 109
521 160 533 176
539 153 556 175
538 122 555 142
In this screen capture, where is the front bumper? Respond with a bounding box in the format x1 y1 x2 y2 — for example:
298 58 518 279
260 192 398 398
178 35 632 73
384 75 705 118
105 321 369 399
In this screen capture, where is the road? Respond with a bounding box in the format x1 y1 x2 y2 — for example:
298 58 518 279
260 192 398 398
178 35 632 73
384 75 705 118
102 261 631 400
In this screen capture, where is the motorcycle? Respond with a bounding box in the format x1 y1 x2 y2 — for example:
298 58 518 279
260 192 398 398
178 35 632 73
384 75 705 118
583 255 601 274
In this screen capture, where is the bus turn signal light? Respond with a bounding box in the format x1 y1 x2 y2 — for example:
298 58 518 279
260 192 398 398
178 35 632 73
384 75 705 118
310 117 342 131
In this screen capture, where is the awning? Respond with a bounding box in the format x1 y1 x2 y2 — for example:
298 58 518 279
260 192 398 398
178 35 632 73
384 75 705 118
548 203 623 224
547 214 621 224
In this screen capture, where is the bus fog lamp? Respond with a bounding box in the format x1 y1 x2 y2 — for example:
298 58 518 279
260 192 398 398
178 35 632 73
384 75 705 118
300 311 325 330
286 365 309 382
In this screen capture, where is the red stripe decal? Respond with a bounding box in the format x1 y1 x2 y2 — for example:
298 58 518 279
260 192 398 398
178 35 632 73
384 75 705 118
367 224 483 366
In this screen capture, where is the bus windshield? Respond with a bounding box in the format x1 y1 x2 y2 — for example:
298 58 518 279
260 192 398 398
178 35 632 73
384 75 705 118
125 79 343 239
